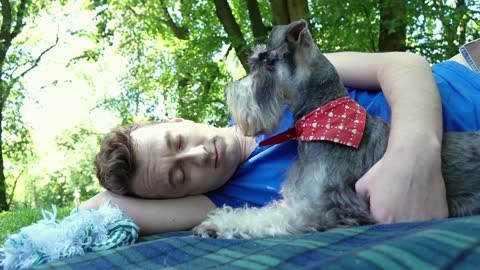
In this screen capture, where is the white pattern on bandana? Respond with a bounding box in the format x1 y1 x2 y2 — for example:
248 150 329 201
259 96 367 148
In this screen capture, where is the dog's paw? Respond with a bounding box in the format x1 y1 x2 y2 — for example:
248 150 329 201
193 220 233 239
193 220 242 239
193 223 219 239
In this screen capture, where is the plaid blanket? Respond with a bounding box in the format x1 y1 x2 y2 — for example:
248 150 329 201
38 215 480 269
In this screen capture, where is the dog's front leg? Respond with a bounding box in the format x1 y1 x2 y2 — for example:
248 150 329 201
193 200 315 239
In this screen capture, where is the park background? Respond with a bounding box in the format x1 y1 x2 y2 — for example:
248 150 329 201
0 0 479 242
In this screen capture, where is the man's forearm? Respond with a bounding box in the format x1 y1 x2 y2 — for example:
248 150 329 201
326 51 443 150
81 191 216 236
334 52 449 222
378 53 443 153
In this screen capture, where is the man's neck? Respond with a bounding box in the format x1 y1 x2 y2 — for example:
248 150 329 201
230 125 257 163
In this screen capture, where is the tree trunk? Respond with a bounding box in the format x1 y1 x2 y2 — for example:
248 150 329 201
0 0 13 212
0 0 36 211
455 0 466 56
379 0 407 52
160 5 189 40
434 0 467 58
246 0 269 43
269 0 289 25
213 0 250 72
270 1 312 37
287 0 312 36
0 107 8 211
287 0 309 21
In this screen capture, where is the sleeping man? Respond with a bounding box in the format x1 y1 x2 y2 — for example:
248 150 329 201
82 48 480 236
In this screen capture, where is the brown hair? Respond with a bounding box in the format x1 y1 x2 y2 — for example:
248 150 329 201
94 122 159 195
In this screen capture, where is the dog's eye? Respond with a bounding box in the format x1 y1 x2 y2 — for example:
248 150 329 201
259 52 269 62
258 51 278 67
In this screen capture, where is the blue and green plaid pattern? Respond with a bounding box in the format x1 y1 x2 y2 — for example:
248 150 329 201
460 38 480 73
39 215 480 269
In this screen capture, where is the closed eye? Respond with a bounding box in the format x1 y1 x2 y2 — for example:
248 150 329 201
179 165 185 184
177 135 183 150
174 165 185 188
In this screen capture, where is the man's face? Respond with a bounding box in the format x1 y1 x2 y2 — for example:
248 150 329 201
130 120 242 198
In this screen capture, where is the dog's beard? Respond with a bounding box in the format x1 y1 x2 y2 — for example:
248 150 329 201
226 73 285 136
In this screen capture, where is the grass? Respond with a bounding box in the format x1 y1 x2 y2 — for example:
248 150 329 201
0 206 72 245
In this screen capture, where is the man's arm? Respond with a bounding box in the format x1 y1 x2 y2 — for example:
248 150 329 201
325 52 448 223
80 191 216 236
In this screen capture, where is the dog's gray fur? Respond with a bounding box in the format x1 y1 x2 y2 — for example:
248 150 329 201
193 20 480 239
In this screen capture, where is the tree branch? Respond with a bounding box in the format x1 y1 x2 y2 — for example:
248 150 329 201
0 0 12 43
0 31 58 106
361 5 376 51
0 0 13 64
12 0 28 40
7 167 25 208
0 0 29 76
213 0 249 72
18 31 59 78
201 63 220 97
434 0 464 57
246 0 269 43
456 0 466 47
160 4 189 40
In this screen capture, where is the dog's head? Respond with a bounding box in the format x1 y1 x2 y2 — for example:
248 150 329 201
226 20 340 136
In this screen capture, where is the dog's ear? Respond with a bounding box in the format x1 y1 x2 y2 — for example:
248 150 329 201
287 20 308 43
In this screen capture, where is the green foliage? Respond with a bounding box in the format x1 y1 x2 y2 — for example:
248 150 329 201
25 123 102 208
310 1 381 52
407 0 480 63
81 0 480 130
3 84 35 164
2 83 37 208
86 0 233 126
2 0 479 210
2 35 42 199
0 0 59 210
0 206 71 245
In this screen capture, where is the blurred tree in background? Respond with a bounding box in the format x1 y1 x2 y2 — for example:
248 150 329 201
0 0 60 211
0 0 479 210
25 123 102 207
85 0 479 125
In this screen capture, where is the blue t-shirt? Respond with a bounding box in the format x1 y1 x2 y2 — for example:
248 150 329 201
206 61 480 208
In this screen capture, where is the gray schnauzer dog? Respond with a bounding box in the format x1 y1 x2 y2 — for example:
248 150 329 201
193 20 480 239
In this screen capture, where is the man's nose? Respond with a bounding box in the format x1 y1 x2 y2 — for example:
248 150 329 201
177 145 209 165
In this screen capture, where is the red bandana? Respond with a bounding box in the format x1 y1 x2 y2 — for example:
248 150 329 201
259 96 366 148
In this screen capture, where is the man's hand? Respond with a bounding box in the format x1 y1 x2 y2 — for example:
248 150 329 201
355 143 449 224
